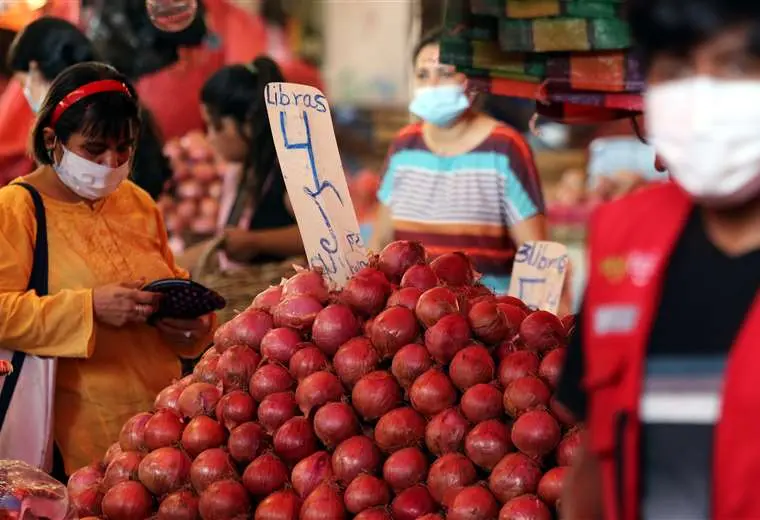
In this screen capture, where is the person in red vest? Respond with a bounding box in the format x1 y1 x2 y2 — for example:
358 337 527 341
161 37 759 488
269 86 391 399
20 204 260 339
557 0 760 519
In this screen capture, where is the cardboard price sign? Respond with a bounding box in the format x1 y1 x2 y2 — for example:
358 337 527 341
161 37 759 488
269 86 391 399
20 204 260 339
508 241 569 314
265 82 368 288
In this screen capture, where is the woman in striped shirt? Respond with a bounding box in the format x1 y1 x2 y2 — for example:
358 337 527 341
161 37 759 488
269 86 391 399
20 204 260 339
370 28 548 294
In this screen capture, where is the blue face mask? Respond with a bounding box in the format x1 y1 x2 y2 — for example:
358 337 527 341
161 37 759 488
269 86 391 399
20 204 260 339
409 84 470 127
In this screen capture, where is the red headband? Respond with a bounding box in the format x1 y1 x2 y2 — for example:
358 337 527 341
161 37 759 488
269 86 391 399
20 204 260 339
50 80 133 127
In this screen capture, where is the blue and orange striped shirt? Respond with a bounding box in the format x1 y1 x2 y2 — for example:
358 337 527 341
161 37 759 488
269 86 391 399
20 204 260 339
378 122 544 293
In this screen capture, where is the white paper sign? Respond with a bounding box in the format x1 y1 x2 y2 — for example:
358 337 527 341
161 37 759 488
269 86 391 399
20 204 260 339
508 241 569 314
265 82 368 288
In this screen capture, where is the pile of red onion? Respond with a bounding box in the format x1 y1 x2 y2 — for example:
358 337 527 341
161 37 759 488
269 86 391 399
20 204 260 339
67 241 580 520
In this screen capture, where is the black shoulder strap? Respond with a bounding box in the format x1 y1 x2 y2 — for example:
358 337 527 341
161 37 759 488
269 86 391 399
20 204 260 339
0 183 49 429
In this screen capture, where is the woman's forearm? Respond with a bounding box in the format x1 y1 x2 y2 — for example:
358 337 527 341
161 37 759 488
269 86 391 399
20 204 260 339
246 225 305 257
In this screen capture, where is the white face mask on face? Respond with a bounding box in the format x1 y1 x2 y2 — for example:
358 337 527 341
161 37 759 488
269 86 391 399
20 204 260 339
53 145 130 200
646 77 760 208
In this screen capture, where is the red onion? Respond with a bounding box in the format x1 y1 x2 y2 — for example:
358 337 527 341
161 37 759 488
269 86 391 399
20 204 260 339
427 453 478 506
261 328 303 364
557 428 582 466
449 344 496 391
391 343 432 389
539 348 566 390
464 419 512 470
300 483 346 520
216 345 262 392
382 447 428 491
374 407 426 452
68 465 103 498
193 350 221 384
181 416 226 457
274 417 318 463
101 481 153 520
561 314 576 336
178 382 222 418
498 351 540 388
102 443 123 469
512 409 561 460
118 412 152 451
494 340 516 362
461 383 503 423
416 516 444 520
378 240 426 282
138 447 191 496
253 493 301 520
158 489 199 520
538 467 567 507
425 407 470 455
282 270 329 303
254 489 302 520
370 306 419 358
488 453 542 503
289 345 329 381
497 304 529 338
519 311 566 352
344 474 391 514
387 287 424 310
550 396 578 427
352 371 402 420
251 285 283 312
340 270 391 316
295 371 344 415
103 451 142 490
154 383 185 414
313 402 360 448
199 480 251 520
190 448 237 493
355 507 393 520
291 451 333 498
216 390 257 431
410 369 458 416
144 409 184 451
430 252 474 286
332 337 380 388
495 295 529 311
228 422 267 464
332 435 382 483
311 304 360 356
391 485 437 520
468 300 510 344
249 364 295 402
504 376 551 417
415 287 460 328
273 295 323 331
242 453 290 497
499 494 551 520
400 264 438 290
214 309 273 352
448 486 500 520
257 392 299 434
424 313 471 364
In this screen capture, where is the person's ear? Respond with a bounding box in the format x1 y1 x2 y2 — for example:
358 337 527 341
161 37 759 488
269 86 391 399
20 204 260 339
42 128 60 162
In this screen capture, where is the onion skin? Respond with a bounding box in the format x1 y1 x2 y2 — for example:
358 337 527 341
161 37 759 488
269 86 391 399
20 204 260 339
557 428 582 466
391 343 432 389
498 494 552 520
539 348 566 390
503 376 551 417
273 295 324 331
228 422 268 464
249 364 295 402
101 481 153 520
341 271 391 317
370 306 420 359
538 466 567 507
254 489 302 520
295 371 345 416
215 390 257 431
261 328 304 364
242 453 290 497
387 287 424 310
300 483 346 520
374 407 427 452
216 345 262 392
102 443 123 469
289 346 329 381
498 351 540 388
193 350 221 385
449 344 496 391
427 453 478 507
158 489 199 520
354 507 393 520
181 415 226 458
460 384 503 423
214 308 273 352
430 252 475 286
468 301 510 344
103 451 143 490
391 485 437 520
144 409 185 451
291 451 333 498
282 270 329 303
313 402 361 448
178 383 222 418
257 392 298 435
251 285 283 313
464 419 512 471
448 486 500 520
518 311 566 352
118 412 152 452
410 369 458 417
400 264 438 291
154 383 185 414
344 474 391 514
415 287 460 328
488 452 542 503
382 447 429 492
332 337 380 388
424 313 471 364
274 417 319 464
352 371 402 420
378 240 426 282
425 408 470 455
190 448 237 493
511 409 561 460
199 480 252 520
137 447 191 496
311 304 361 356
332 435 382 484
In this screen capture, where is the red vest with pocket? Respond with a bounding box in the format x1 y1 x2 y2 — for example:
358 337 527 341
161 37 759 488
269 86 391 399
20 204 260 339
583 182 760 520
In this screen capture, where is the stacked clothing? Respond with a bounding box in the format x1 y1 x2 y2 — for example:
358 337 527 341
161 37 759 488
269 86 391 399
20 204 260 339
441 0 644 123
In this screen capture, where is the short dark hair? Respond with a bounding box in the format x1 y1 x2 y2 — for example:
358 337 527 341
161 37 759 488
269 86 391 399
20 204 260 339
8 17 97 80
628 0 760 68
413 27 445 63
31 62 140 165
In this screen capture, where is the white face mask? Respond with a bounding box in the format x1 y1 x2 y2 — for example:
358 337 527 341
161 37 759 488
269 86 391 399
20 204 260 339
646 77 760 208
53 145 130 200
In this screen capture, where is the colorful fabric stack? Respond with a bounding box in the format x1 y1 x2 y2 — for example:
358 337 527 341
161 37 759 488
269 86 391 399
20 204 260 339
441 0 644 123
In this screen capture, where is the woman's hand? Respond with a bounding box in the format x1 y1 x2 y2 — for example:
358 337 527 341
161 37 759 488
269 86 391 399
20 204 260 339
93 280 161 327
223 228 256 262
156 315 212 346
